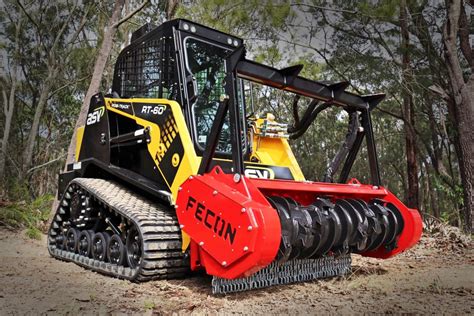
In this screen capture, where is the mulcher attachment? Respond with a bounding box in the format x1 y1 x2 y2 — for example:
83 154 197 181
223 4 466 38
212 254 351 294
268 196 405 264
176 166 423 288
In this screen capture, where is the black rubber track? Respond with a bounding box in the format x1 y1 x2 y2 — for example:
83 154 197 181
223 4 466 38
47 178 189 282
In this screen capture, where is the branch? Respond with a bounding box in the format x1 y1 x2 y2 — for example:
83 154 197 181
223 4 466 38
51 0 79 55
458 4 472 70
16 0 46 52
113 0 149 29
376 107 404 121
290 3 356 14
2 90 7 116
428 84 450 102
47 76 89 100
68 3 93 46
27 153 66 174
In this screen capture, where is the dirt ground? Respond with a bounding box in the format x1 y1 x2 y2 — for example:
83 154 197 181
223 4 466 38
0 227 472 315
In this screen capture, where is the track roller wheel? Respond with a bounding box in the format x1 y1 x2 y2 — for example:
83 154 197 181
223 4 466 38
91 232 108 261
78 230 93 257
108 234 126 265
66 228 79 253
126 226 142 269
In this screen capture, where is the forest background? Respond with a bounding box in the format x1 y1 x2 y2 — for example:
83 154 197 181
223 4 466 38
0 0 472 239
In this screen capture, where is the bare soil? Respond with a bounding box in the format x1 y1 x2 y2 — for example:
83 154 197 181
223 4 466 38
0 227 472 315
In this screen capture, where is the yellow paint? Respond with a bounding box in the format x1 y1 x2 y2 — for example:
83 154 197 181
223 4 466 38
251 118 305 181
75 126 85 162
104 98 197 252
172 153 180 167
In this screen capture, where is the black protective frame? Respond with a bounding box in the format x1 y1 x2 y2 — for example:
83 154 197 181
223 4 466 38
198 47 383 186
112 19 384 186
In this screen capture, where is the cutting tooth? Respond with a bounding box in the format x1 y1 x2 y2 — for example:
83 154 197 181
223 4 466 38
59 207 66 215
64 192 71 199
53 222 59 229
61 200 69 207
55 214 62 222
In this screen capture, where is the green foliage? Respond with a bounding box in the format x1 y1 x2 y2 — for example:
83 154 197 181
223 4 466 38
0 194 53 239
143 300 156 310
26 227 42 240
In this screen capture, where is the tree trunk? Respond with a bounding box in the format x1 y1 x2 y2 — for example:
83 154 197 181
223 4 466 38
0 79 16 182
65 0 149 165
400 0 420 209
442 0 474 233
0 17 22 184
65 0 125 165
427 166 440 218
22 70 55 173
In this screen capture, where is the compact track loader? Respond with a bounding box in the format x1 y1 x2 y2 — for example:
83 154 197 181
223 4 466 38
48 19 422 294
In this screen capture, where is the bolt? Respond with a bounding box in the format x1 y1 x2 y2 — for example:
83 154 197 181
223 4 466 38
189 176 194 180
179 224 184 229
199 241 204 246
178 186 182 191
372 186 379 190
233 173 241 183
175 205 179 209
222 261 227 267
241 207 246 213
243 246 249 252
213 190 218 195
247 225 253 231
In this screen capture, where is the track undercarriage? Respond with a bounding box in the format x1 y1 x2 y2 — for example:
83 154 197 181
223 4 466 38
47 178 189 281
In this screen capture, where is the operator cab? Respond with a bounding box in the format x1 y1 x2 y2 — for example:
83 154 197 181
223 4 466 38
112 19 247 159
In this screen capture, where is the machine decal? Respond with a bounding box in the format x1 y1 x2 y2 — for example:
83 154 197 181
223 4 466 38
141 104 166 115
244 167 275 179
211 160 294 180
134 103 169 122
153 115 184 186
86 106 105 126
186 196 237 245
110 102 133 115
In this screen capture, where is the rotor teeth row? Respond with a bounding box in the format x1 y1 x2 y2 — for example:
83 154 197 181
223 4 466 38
268 196 405 263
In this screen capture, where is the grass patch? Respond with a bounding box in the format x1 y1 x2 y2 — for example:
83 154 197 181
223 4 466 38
143 300 156 310
0 194 54 239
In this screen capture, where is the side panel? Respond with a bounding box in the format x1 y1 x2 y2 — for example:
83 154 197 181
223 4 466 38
78 94 110 163
104 98 199 203
251 136 305 181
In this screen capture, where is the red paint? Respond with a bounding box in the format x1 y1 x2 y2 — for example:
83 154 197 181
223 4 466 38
176 166 422 279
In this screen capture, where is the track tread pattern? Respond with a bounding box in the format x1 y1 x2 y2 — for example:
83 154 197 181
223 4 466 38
47 178 189 282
